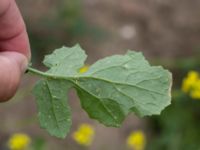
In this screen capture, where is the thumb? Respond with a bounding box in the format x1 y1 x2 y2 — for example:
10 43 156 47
0 51 28 102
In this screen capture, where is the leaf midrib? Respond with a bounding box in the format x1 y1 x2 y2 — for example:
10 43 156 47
45 81 64 137
28 66 168 96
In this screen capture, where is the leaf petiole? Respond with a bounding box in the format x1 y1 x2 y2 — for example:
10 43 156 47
27 67 48 77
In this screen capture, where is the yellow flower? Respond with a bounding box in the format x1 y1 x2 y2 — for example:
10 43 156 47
190 89 200 99
182 71 199 93
79 65 89 73
182 71 200 99
126 130 146 150
190 80 200 99
8 133 31 150
72 123 95 146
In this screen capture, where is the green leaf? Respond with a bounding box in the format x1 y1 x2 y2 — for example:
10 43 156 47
43 44 87 76
72 51 172 126
33 79 72 138
30 44 172 138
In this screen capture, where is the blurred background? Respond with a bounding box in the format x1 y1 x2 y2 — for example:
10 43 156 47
1 0 200 149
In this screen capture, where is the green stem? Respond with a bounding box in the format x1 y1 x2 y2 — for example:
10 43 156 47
26 66 75 83
27 67 48 77
27 67 72 80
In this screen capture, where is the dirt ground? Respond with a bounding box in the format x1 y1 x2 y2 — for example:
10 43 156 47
18 0 200 59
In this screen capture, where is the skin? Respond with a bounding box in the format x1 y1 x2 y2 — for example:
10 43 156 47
0 0 30 102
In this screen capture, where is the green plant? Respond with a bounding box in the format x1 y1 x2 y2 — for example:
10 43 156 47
27 44 172 138
147 70 200 150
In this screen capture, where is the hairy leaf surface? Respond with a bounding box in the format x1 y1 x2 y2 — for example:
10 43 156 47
43 44 87 76
32 45 172 138
33 79 72 138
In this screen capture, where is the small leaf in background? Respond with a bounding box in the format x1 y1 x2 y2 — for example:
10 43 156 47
32 137 46 150
31 44 172 138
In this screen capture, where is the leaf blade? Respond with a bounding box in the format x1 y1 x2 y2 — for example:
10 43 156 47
33 79 72 138
73 51 172 125
32 45 172 137
43 44 87 76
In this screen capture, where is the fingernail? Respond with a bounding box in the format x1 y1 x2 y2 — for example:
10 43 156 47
12 52 28 73
20 57 28 73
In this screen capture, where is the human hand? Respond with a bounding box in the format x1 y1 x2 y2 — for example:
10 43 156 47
0 0 30 102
